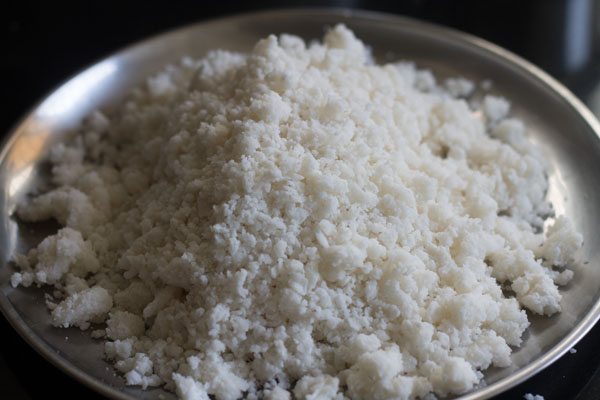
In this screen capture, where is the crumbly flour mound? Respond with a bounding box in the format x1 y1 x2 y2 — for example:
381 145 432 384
12 26 583 399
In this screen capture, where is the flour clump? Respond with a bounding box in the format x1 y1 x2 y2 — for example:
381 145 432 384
11 25 583 399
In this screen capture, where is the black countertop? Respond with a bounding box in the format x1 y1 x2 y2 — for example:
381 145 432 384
2 1 600 399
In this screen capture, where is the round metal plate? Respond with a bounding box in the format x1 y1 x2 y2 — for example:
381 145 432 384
1 8 599 400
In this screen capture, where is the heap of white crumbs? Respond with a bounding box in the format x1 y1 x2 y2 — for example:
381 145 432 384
11 25 583 399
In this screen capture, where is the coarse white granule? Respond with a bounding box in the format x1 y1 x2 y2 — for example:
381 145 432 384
524 393 545 400
51 286 112 329
444 77 475 98
264 386 291 400
106 310 146 340
11 25 583 399
483 95 511 122
293 375 340 400
172 373 210 400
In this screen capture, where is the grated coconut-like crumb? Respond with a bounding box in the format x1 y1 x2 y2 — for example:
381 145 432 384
11 25 582 400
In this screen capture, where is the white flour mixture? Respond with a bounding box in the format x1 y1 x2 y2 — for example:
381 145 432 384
11 26 582 399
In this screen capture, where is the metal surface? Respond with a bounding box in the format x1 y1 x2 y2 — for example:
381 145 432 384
0 8 599 400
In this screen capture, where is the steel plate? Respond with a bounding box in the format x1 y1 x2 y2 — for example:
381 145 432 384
1 8 600 400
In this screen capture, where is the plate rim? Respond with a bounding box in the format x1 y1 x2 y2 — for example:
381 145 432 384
1 7 600 400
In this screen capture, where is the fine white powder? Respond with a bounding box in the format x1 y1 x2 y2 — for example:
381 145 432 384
11 25 583 399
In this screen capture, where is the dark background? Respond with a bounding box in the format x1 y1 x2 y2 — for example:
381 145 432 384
2 0 600 399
